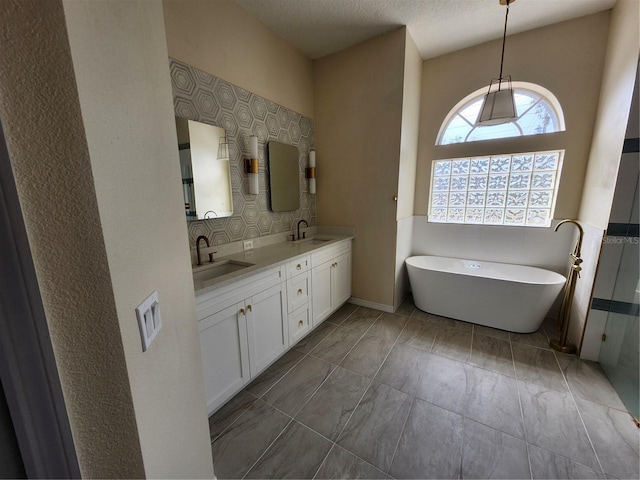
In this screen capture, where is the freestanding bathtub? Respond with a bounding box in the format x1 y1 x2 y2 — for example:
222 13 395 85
405 255 566 333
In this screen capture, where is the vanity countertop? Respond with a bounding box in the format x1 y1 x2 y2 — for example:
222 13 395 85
192 233 353 294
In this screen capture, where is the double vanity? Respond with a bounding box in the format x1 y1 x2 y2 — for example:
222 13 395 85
193 231 353 415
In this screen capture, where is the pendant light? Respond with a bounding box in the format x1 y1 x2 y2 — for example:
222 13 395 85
476 0 517 126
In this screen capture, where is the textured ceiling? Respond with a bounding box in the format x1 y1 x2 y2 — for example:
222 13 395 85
235 0 617 60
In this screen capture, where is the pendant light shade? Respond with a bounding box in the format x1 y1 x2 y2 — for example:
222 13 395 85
476 0 517 126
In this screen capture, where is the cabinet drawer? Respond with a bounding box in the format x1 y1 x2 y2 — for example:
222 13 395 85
285 256 310 278
287 273 310 313
289 304 311 346
311 240 351 267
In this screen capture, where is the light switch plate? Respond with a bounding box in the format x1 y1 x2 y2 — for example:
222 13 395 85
243 240 254 251
135 290 161 351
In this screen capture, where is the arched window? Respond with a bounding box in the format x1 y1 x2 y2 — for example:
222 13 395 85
429 82 565 227
437 82 565 145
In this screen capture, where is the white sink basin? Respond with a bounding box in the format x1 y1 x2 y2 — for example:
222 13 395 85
193 260 254 283
293 237 331 245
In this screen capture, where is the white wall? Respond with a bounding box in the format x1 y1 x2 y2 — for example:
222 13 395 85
63 1 213 477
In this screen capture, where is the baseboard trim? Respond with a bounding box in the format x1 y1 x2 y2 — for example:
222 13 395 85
347 297 395 313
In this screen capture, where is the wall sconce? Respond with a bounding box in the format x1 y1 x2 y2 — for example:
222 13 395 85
244 135 259 195
305 149 316 195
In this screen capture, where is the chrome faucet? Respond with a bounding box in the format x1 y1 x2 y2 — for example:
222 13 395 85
195 235 216 265
296 219 308 240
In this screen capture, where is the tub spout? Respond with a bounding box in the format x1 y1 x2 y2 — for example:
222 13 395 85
550 219 584 354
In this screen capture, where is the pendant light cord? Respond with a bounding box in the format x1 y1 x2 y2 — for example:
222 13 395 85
498 0 510 84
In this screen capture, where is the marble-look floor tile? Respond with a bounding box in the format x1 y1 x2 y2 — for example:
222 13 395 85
314 445 390 479
556 355 626 410
423 311 473 332
309 326 363 365
340 335 394 378
415 353 471 415
337 382 413 472
262 355 333 416
340 306 382 333
465 367 524 439
575 397 640 480
246 348 306 397
473 324 510 341
389 398 463 479
512 342 568 392
294 321 336 354
366 313 408 341
511 328 551 350
326 303 359 326
396 316 438 352
374 343 429 396
295 366 369 441
461 418 530 479
211 399 290 479
208 389 257 442
470 333 515 377
395 299 415 317
245 421 332 479
431 325 473 362
528 444 606 479
518 381 600 471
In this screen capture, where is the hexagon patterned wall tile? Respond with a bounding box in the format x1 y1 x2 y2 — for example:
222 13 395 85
169 58 316 246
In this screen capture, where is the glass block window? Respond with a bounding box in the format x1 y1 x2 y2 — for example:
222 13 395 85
437 83 565 145
429 151 563 227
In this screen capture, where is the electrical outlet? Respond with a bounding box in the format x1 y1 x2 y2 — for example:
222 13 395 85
243 240 254 251
135 291 162 352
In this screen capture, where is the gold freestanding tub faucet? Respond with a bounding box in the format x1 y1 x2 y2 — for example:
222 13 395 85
550 219 584 354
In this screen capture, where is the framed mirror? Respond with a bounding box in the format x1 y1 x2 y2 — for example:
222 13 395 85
268 141 300 212
175 118 232 220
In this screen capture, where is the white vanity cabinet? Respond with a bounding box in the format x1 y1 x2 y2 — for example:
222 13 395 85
285 256 312 344
311 240 352 326
196 267 286 414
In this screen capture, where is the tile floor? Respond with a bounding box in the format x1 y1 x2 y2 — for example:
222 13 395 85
209 301 639 479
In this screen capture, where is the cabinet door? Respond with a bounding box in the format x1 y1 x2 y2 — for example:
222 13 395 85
246 283 287 376
311 261 332 325
332 252 352 307
199 302 249 415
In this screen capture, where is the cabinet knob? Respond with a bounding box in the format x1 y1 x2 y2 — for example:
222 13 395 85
297 288 303 295
247 304 252 312
296 264 301 270
239 308 245 315
298 320 304 327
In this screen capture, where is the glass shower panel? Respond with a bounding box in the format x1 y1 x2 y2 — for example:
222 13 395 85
599 185 640 420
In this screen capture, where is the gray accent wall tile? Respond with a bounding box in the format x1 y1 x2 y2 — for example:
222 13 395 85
169 58 316 245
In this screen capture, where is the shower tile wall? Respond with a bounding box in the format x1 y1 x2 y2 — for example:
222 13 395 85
169 58 316 246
